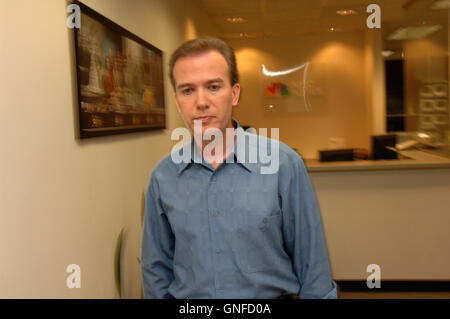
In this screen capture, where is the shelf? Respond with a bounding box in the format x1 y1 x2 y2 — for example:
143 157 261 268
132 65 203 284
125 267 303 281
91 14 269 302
387 114 419 117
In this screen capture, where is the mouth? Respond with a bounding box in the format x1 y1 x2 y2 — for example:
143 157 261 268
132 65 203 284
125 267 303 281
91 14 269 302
193 116 214 124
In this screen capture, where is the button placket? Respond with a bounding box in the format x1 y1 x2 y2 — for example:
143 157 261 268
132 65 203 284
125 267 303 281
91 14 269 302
208 172 225 293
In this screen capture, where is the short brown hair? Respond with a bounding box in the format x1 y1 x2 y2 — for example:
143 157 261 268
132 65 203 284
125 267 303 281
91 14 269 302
169 36 239 90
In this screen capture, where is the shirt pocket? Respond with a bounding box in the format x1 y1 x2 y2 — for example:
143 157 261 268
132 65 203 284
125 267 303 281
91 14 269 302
236 209 284 273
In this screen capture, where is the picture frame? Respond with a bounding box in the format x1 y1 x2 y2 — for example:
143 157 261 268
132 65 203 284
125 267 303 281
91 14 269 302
73 1 166 138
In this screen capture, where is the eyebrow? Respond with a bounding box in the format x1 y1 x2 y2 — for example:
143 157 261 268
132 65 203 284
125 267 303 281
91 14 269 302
176 78 225 90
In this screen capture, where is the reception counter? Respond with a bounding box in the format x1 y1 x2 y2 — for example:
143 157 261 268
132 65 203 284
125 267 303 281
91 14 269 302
305 148 450 172
305 148 450 281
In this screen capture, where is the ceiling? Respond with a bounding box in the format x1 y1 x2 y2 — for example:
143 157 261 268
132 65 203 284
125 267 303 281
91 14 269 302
197 0 448 40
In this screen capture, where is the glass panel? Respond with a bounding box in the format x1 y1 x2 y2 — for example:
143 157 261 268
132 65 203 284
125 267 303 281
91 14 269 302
204 0 450 157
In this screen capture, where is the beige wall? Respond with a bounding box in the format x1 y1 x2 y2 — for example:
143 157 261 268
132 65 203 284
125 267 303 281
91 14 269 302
364 29 386 137
228 32 370 159
0 0 216 298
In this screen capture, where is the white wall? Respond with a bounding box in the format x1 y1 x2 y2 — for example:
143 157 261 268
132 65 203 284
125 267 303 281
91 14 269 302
0 0 216 298
311 168 450 280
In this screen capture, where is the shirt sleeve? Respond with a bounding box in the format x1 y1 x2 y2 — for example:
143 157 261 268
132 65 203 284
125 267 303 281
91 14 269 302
280 156 338 299
141 173 175 299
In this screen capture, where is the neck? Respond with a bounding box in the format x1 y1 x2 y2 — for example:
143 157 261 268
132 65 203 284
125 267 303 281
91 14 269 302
194 122 237 169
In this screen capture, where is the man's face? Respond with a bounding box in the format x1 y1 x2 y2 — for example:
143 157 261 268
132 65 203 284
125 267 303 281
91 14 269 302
173 50 240 135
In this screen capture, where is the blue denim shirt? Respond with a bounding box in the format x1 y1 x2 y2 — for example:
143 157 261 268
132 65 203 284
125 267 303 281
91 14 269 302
141 121 337 299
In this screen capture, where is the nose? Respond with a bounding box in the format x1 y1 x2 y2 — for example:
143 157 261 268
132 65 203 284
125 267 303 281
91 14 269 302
195 88 209 111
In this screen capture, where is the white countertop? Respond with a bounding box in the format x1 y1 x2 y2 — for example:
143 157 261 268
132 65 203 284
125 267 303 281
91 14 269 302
304 149 450 172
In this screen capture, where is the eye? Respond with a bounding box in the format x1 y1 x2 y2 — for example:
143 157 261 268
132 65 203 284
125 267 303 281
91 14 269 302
182 88 193 95
209 84 220 91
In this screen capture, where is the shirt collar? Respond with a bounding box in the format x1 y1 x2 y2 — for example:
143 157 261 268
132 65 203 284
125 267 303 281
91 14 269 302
232 124 258 173
174 119 258 175
174 144 192 175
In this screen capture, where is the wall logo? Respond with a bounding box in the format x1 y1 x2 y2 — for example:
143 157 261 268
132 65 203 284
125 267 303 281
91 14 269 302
66 264 81 289
66 4 81 29
265 82 291 97
366 264 381 289
366 4 381 29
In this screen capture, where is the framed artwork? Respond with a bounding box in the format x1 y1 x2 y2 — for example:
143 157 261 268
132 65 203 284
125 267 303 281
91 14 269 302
73 1 166 138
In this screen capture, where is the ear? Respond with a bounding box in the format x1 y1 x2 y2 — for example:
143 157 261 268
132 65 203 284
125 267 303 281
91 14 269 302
231 83 241 107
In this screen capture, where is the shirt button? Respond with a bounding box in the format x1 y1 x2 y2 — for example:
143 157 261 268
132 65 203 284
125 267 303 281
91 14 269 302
213 211 219 217
216 249 222 254
212 176 217 181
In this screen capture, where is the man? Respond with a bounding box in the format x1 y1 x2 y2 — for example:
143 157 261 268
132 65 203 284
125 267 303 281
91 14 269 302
141 37 337 299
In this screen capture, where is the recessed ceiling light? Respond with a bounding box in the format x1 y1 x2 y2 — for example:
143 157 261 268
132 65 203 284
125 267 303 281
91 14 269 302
386 25 443 40
382 50 395 58
430 0 450 10
227 17 248 23
336 9 357 15
329 26 335 31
